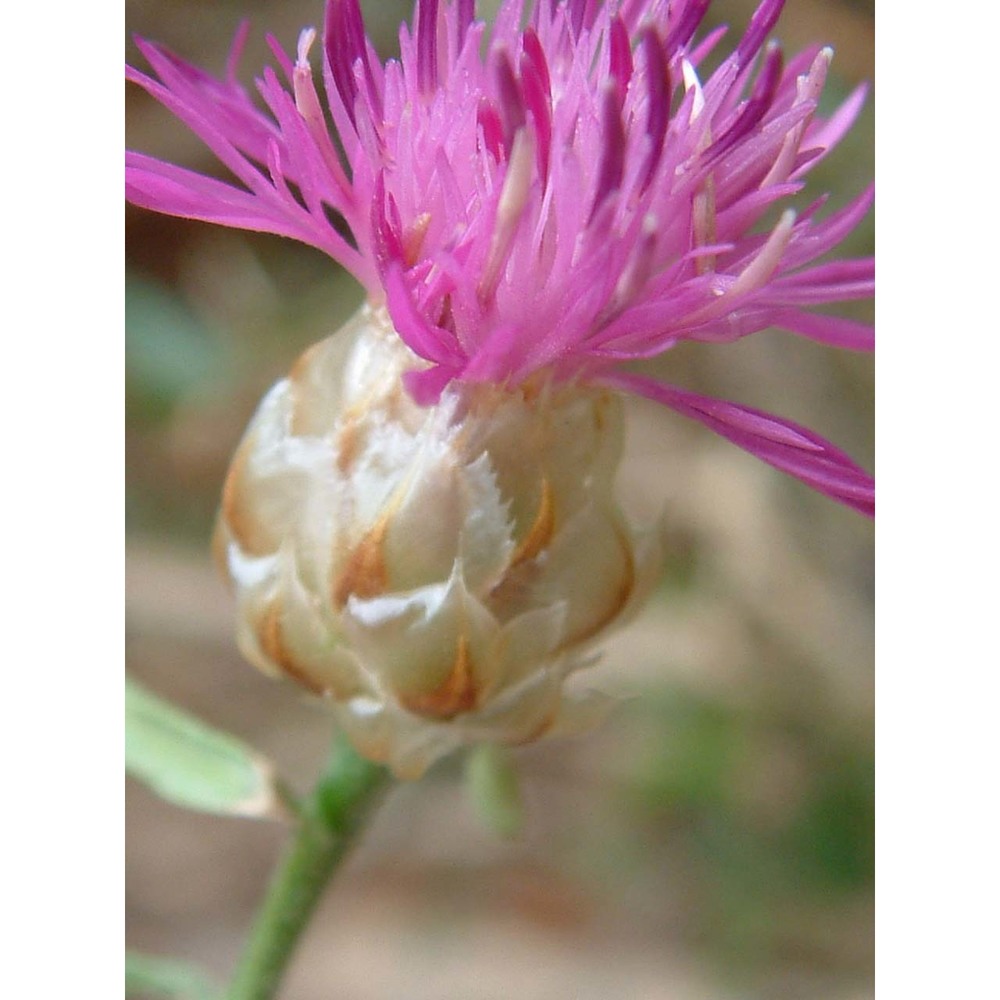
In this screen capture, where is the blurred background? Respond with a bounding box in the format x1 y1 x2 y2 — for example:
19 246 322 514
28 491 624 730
125 1 874 997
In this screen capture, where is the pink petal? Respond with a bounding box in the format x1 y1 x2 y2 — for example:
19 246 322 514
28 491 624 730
604 372 874 516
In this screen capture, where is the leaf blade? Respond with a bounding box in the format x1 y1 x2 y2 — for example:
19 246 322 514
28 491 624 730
125 677 288 820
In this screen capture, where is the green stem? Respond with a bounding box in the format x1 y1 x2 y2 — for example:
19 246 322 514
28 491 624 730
226 737 392 1000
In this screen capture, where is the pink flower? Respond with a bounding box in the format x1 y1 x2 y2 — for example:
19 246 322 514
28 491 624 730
126 0 874 516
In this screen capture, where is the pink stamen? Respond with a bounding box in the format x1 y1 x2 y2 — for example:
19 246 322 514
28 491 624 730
609 16 633 101
416 0 441 95
602 213 659 323
640 27 670 190
664 0 711 55
372 172 406 266
293 29 354 200
477 99 505 161
759 46 830 189
705 40 783 166
480 128 535 301
566 0 599 38
324 0 381 131
456 0 476 47
495 51 526 150
726 208 796 299
520 44 552 180
736 0 786 64
521 28 551 103
590 83 625 221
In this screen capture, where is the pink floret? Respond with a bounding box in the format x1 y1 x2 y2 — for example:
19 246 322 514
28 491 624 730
126 0 874 515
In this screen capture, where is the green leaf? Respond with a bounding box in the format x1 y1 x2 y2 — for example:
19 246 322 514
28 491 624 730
125 677 289 820
125 951 218 1000
465 744 523 839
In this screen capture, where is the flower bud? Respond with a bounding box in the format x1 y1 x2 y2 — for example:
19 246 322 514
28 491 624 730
214 305 661 777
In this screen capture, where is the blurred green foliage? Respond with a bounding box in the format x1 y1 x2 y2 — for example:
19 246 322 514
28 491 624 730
126 275 224 427
621 685 873 973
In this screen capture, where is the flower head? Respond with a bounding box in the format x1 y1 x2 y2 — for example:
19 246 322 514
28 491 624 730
215 308 659 776
127 0 873 776
127 0 874 514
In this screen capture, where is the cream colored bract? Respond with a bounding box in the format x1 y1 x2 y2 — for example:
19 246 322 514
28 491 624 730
215 306 660 777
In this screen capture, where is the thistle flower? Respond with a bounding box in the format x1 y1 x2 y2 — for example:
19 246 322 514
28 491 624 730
127 0 874 776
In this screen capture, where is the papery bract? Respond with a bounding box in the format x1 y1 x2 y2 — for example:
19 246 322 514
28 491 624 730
214 308 659 776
